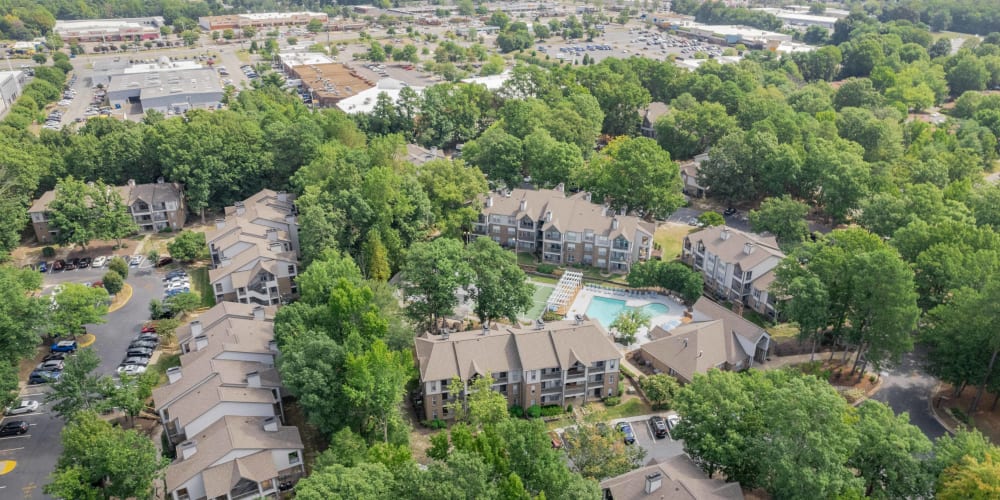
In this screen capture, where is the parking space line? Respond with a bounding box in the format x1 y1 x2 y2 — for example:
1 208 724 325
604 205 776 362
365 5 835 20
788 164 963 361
0 447 24 453
0 435 29 441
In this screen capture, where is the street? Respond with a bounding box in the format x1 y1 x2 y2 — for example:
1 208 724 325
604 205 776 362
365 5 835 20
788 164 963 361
872 348 948 440
0 262 162 499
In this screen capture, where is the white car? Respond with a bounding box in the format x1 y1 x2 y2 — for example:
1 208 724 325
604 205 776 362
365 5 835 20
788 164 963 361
92 256 107 268
5 400 39 415
117 364 147 376
666 414 681 432
129 255 144 267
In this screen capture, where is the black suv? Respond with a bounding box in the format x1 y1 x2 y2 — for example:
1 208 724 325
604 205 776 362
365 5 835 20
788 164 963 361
0 421 28 436
649 416 668 439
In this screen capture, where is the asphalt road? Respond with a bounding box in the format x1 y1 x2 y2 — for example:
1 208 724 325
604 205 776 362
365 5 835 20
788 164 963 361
0 261 162 499
871 348 948 440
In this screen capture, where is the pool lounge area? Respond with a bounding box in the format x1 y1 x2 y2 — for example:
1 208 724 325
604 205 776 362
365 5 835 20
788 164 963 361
567 285 687 347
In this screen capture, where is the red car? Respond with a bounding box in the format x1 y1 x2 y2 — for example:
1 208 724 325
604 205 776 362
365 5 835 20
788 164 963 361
141 323 157 333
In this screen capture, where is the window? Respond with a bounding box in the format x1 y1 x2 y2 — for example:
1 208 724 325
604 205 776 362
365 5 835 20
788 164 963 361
493 225 501 233
287 264 296 275
176 488 190 500
215 283 223 293
288 451 301 465
260 479 273 491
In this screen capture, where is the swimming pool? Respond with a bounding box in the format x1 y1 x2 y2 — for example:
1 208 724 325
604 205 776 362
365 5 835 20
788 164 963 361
586 296 672 329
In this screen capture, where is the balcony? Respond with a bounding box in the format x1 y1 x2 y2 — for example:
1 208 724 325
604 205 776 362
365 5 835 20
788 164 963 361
472 224 488 235
546 243 562 252
611 251 629 263
541 371 561 381
583 233 595 243
565 371 586 384
541 385 562 396
519 221 534 230
241 288 275 305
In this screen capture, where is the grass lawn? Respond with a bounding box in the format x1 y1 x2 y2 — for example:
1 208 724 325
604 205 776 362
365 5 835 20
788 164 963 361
188 267 216 308
767 322 800 340
149 352 181 385
654 223 694 261
523 283 555 320
528 275 559 285
583 398 652 424
517 252 538 266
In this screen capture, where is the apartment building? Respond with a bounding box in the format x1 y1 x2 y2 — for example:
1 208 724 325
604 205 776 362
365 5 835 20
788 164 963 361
681 226 785 318
153 303 305 500
600 454 744 500
473 186 655 273
638 297 771 383
414 319 622 422
206 190 300 306
640 101 669 139
28 178 185 243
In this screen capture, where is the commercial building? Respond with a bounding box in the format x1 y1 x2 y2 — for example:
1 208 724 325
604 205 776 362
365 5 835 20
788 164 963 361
54 17 165 42
28 178 185 244
286 62 373 107
414 319 622 422
473 186 656 273
336 78 424 114
600 455 744 500
198 12 328 31
206 190 300 306
754 8 838 29
683 23 792 48
0 70 26 115
681 226 786 319
638 297 771 384
107 66 223 115
154 303 305 500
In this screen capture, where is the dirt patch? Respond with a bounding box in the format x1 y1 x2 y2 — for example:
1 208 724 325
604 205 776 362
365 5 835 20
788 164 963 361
933 384 1000 442
788 359 880 404
11 236 147 267
282 400 328 474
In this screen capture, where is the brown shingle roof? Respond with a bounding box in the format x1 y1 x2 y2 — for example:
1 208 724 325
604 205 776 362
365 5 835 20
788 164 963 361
165 415 302 493
599 454 744 500
28 181 183 214
640 320 733 382
415 320 621 382
685 226 784 270
482 188 655 242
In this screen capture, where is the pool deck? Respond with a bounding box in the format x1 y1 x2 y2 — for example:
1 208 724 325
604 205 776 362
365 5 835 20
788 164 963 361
568 287 688 348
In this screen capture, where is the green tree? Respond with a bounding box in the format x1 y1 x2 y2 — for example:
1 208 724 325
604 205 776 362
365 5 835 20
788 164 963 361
947 51 989 96
45 411 168 500
466 238 533 325
774 274 829 361
102 270 123 295
849 400 933 498
610 308 649 346
44 348 107 420
167 230 206 262
460 125 524 189
180 30 198 46
361 231 391 282
416 159 488 239
562 424 646 480
307 19 324 33
574 136 684 219
938 455 1000 499
109 371 158 428
90 180 138 248
448 373 510 427
401 238 471 331
698 211 725 227
165 292 200 315
343 339 412 442
108 256 128 279
47 177 97 249
640 374 681 409
749 195 811 247
50 283 109 337
366 41 387 62
654 97 738 160
522 129 584 188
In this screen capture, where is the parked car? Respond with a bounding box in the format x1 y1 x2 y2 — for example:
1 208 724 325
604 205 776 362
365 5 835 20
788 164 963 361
28 370 61 384
77 257 91 268
141 323 157 333
117 364 147 376
120 356 150 367
51 340 78 353
164 270 187 280
723 207 737 216
649 416 668 439
615 422 636 445
37 261 48 272
64 258 78 270
125 347 153 358
666 414 681 432
36 359 65 371
156 256 174 267
91 256 107 268
129 255 144 267
0 421 29 436
52 259 65 271
5 400 39 416
129 340 158 349
43 352 66 362
134 333 159 343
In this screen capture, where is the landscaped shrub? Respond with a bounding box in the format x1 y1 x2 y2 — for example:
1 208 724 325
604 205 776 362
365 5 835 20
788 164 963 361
604 396 621 406
541 310 561 322
526 404 542 418
422 418 448 429
620 365 634 378
565 404 573 413
540 405 563 417
42 246 55 258
509 405 524 418
537 263 556 274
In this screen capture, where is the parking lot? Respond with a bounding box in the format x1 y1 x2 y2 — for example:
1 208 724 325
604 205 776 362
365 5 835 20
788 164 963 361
0 260 164 499
609 413 686 463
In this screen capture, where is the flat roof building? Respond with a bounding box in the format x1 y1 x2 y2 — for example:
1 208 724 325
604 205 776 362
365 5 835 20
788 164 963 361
684 23 792 47
0 70 25 115
286 63 373 107
198 12 328 31
336 78 424 114
107 67 223 115
55 17 164 42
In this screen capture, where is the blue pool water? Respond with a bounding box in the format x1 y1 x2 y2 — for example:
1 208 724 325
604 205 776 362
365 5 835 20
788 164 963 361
586 296 672 329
